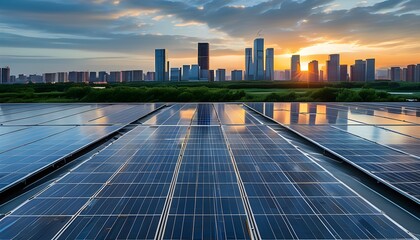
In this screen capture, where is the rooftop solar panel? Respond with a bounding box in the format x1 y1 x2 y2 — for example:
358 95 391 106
0 103 416 239
223 124 413 239
247 103 420 204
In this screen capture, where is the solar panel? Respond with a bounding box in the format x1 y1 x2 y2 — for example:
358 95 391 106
0 103 415 239
223 125 412 239
246 102 420 204
0 104 160 195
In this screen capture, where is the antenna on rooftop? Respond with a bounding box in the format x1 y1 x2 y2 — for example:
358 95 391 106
256 30 263 38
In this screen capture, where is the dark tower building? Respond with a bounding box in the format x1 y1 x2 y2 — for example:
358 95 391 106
340 65 348 82
198 43 210 72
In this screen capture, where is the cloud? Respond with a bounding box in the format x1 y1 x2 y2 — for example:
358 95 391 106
0 0 419 74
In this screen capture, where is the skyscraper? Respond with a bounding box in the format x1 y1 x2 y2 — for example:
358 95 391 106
109 71 121 83
89 72 97 82
1 67 10 84
353 60 366 81
216 69 226 82
265 48 274 81
327 54 340 81
401 68 408 82
190 65 200 80
285 69 291 80
198 43 209 71
122 71 133 82
57 72 68 83
291 55 301 81
170 68 181 82
340 65 348 82
98 71 108 82
308 60 319 82
253 38 264 80
415 64 420 82
182 65 190 81
132 70 143 81
407 65 416 82
390 67 402 81
155 49 166 82
231 70 243 81
366 58 376 81
245 48 253 80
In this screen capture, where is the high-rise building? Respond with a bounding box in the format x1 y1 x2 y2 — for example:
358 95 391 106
68 71 77 83
245 48 253 80
1 67 11 84
198 43 209 77
291 55 301 81
133 70 143 81
265 48 274 81
320 70 324 82
216 69 226 82
340 65 348 82
170 68 181 82
74 72 88 83
285 69 291 81
352 60 366 81
57 72 68 83
407 65 416 82
155 49 166 82
98 71 108 82
182 65 190 81
327 54 340 81
209 70 215 82
200 70 209 81
308 60 319 82
146 72 155 81
89 72 97 82
190 65 200 80
415 64 420 82
109 71 121 83
366 59 375 81
253 38 264 80
122 71 133 82
390 67 402 81
43 73 56 83
402 68 408 81
231 70 243 81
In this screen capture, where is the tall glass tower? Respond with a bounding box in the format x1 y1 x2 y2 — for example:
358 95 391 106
245 48 253 80
265 48 274 81
253 38 264 80
155 49 166 82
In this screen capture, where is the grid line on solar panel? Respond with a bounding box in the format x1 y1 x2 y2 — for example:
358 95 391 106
0 105 106 125
59 125 189 239
0 104 162 195
223 124 413 239
143 104 197 125
0 125 190 240
161 123 252 240
0 125 123 194
245 103 420 205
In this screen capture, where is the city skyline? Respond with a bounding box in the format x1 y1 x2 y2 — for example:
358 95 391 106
1 0 419 75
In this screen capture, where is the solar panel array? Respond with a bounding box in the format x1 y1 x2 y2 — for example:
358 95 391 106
0 104 160 194
0 103 414 239
246 102 420 204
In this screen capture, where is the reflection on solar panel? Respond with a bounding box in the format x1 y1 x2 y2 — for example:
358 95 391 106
0 104 160 194
246 102 420 204
0 103 415 239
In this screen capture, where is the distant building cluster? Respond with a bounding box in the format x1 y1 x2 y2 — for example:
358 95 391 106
2 37 420 84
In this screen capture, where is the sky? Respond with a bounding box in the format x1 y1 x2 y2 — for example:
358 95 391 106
1 0 419 75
